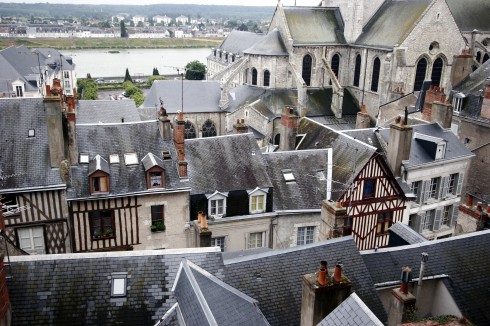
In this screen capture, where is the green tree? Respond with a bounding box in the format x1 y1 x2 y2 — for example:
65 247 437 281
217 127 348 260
123 81 145 106
77 78 98 100
185 60 206 80
137 21 144 27
120 21 128 38
152 67 160 75
124 68 132 83
147 75 166 87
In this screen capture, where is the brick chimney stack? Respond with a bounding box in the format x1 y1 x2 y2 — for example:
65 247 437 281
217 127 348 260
355 104 370 129
233 119 249 134
388 267 415 326
387 115 413 177
174 112 188 178
65 96 78 164
158 100 171 141
300 260 352 326
279 106 298 151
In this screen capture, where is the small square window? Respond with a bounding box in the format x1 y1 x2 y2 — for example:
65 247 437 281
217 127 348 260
28 129 35 137
80 153 89 164
109 154 120 164
283 170 295 182
111 273 127 297
363 179 376 198
161 150 172 160
124 153 138 165
211 237 225 252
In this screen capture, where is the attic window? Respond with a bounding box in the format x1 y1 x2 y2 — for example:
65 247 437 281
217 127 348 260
80 153 89 164
109 154 120 164
283 170 295 183
124 153 138 165
111 273 127 297
161 150 172 160
28 129 35 137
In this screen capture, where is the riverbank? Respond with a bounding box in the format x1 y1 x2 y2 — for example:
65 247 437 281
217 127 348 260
0 37 223 50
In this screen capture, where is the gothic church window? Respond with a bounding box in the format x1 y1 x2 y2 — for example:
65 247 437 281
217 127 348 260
483 53 489 64
184 120 196 139
302 54 312 86
431 57 444 87
353 54 361 87
371 57 380 92
202 119 217 138
331 54 340 78
263 70 270 87
252 68 258 86
414 57 428 91
476 51 482 63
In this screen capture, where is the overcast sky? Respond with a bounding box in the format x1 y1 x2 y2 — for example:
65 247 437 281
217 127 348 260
2 0 321 6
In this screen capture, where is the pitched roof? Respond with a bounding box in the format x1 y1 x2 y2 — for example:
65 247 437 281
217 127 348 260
141 80 221 112
282 7 346 45
297 118 377 201
243 29 288 56
388 222 428 244
77 100 142 124
355 0 432 48
0 98 65 192
361 230 490 325
445 0 490 32
0 46 42 93
263 150 330 211
184 133 272 195
7 247 225 326
224 236 387 325
452 59 490 96
217 30 265 55
318 292 383 326
170 259 269 326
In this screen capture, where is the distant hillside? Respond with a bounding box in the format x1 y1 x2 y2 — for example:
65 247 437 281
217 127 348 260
0 3 275 21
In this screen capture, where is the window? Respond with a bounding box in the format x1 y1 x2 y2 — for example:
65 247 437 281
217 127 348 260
431 57 444 87
353 54 361 87
248 231 265 249
483 53 489 64
111 273 127 297
297 226 315 245
184 120 196 139
251 68 258 86
90 210 115 239
15 85 23 97
210 199 224 217
422 210 435 230
447 173 457 195
147 167 164 188
109 154 120 164
428 177 440 199
283 170 295 183
363 179 376 198
411 181 422 203
64 80 71 89
17 226 45 254
442 205 451 226
376 212 392 235
331 54 340 79
151 205 164 226
79 153 89 164
263 70 270 87
302 54 312 86
414 58 427 91
124 153 138 165
64 71 70 79
408 214 416 228
371 57 380 92
250 194 265 213
161 150 172 160
90 173 109 194
1 194 18 210
232 54 236 62
202 119 217 138
211 237 225 252
343 217 352 236
28 129 35 137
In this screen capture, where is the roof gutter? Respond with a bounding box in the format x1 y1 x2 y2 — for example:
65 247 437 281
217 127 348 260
0 184 66 194
67 187 192 202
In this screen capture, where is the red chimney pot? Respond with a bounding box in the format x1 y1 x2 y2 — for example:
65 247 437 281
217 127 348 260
333 263 342 282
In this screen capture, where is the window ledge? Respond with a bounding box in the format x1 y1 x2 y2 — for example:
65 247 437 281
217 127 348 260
92 235 115 241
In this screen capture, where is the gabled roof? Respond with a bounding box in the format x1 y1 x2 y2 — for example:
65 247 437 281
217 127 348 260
282 7 346 45
88 154 109 175
77 100 142 124
318 292 383 326
141 152 165 171
224 236 387 325
170 259 269 326
216 30 265 55
0 46 42 93
355 0 432 48
297 118 376 201
243 29 288 56
141 80 221 112
389 222 428 245
362 230 490 325
445 0 490 32
263 150 330 211
0 98 65 192
185 133 272 195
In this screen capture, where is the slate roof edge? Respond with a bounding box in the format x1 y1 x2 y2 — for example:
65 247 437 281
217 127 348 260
0 184 66 194
77 119 158 126
361 229 490 256
208 212 277 224
403 154 476 170
9 246 221 262
155 302 179 326
292 42 347 46
350 292 384 326
67 187 192 201
374 274 450 289
185 132 255 142
263 148 331 155
349 43 393 51
224 236 354 265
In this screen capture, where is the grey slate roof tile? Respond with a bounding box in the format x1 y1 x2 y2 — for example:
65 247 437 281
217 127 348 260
216 30 265 55
243 29 288 56
77 100 142 124
445 0 490 32
389 222 427 244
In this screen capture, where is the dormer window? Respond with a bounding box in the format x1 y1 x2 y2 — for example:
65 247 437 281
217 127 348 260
206 191 228 218
89 155 110 194
147 167 165 188
247 188 268 214
435 142 446 160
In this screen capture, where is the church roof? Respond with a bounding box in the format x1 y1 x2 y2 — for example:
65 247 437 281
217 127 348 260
243 29 288 56
282 7 346 45
445 0 490 32
217 30 265 55
356 0 431 48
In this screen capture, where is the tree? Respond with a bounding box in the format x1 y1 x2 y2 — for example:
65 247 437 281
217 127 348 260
137 21 144 28
120 21 128 38
185 60 206 80
147 75 166 87
124 68 132 83
152 67 160 76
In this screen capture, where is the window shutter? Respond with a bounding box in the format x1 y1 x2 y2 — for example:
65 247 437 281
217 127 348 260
415 183 422 204
449 205 458 227
456 173 464 195
421 180 429 204
433 208 442 231
441 176 449 199
414 213 423 233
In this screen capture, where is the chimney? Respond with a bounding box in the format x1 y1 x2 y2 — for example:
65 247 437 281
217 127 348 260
449 49 473 90
321 200 348 238
430 101 453 128
233 118 249 134
64 96 78 164
466 194 474 207
198 213 212 248
279 106 298 151
355 104 370 129
44 99 66 168
388 267 415 326
0 253 12 326
300 260 352 326
387 115 413 177
174 111 185 153
423 86 447 122
158 100 171 140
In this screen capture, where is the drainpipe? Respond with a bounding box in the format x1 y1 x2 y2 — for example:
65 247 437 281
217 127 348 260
415 252 429 309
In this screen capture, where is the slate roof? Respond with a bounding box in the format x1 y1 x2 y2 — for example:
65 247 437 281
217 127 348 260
388 222 427 244
0 98 65 192
297 118 377 201
446 0 490 32
69 120 188 199
77 100 142 124
7 247 225 325
224 236 387 326
308 115 358 131
184 133 272 195
317 292 383 326
0 46 42 93
216 30 265 55
341 129 382 151
361 230 490 325
355 0 432 48
169 259 269 326
141 80 221 112
243 29 288 56
282 7 346 45
377 123 474 170
263 150 330 211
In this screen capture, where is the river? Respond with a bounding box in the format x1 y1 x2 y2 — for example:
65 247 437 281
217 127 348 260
61 48 212 78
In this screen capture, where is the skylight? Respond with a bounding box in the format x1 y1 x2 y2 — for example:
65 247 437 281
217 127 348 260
109 154 120 164
283 170 295 182
124 153 138 165
79 153 89 164
161 150 172 160
111 273 127 297
28 129 35 137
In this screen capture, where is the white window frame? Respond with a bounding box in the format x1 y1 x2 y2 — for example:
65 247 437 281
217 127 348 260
17 226 46 255
247 188 268 214
111 273 127 297
206 191 228 218
124 153 138 165
422 210 435 231
429 177 440 199
296 226 315 245
211 236 226 252
247 231 266 249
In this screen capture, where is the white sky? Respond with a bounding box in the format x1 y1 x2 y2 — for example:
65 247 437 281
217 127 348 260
2 0 321 6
